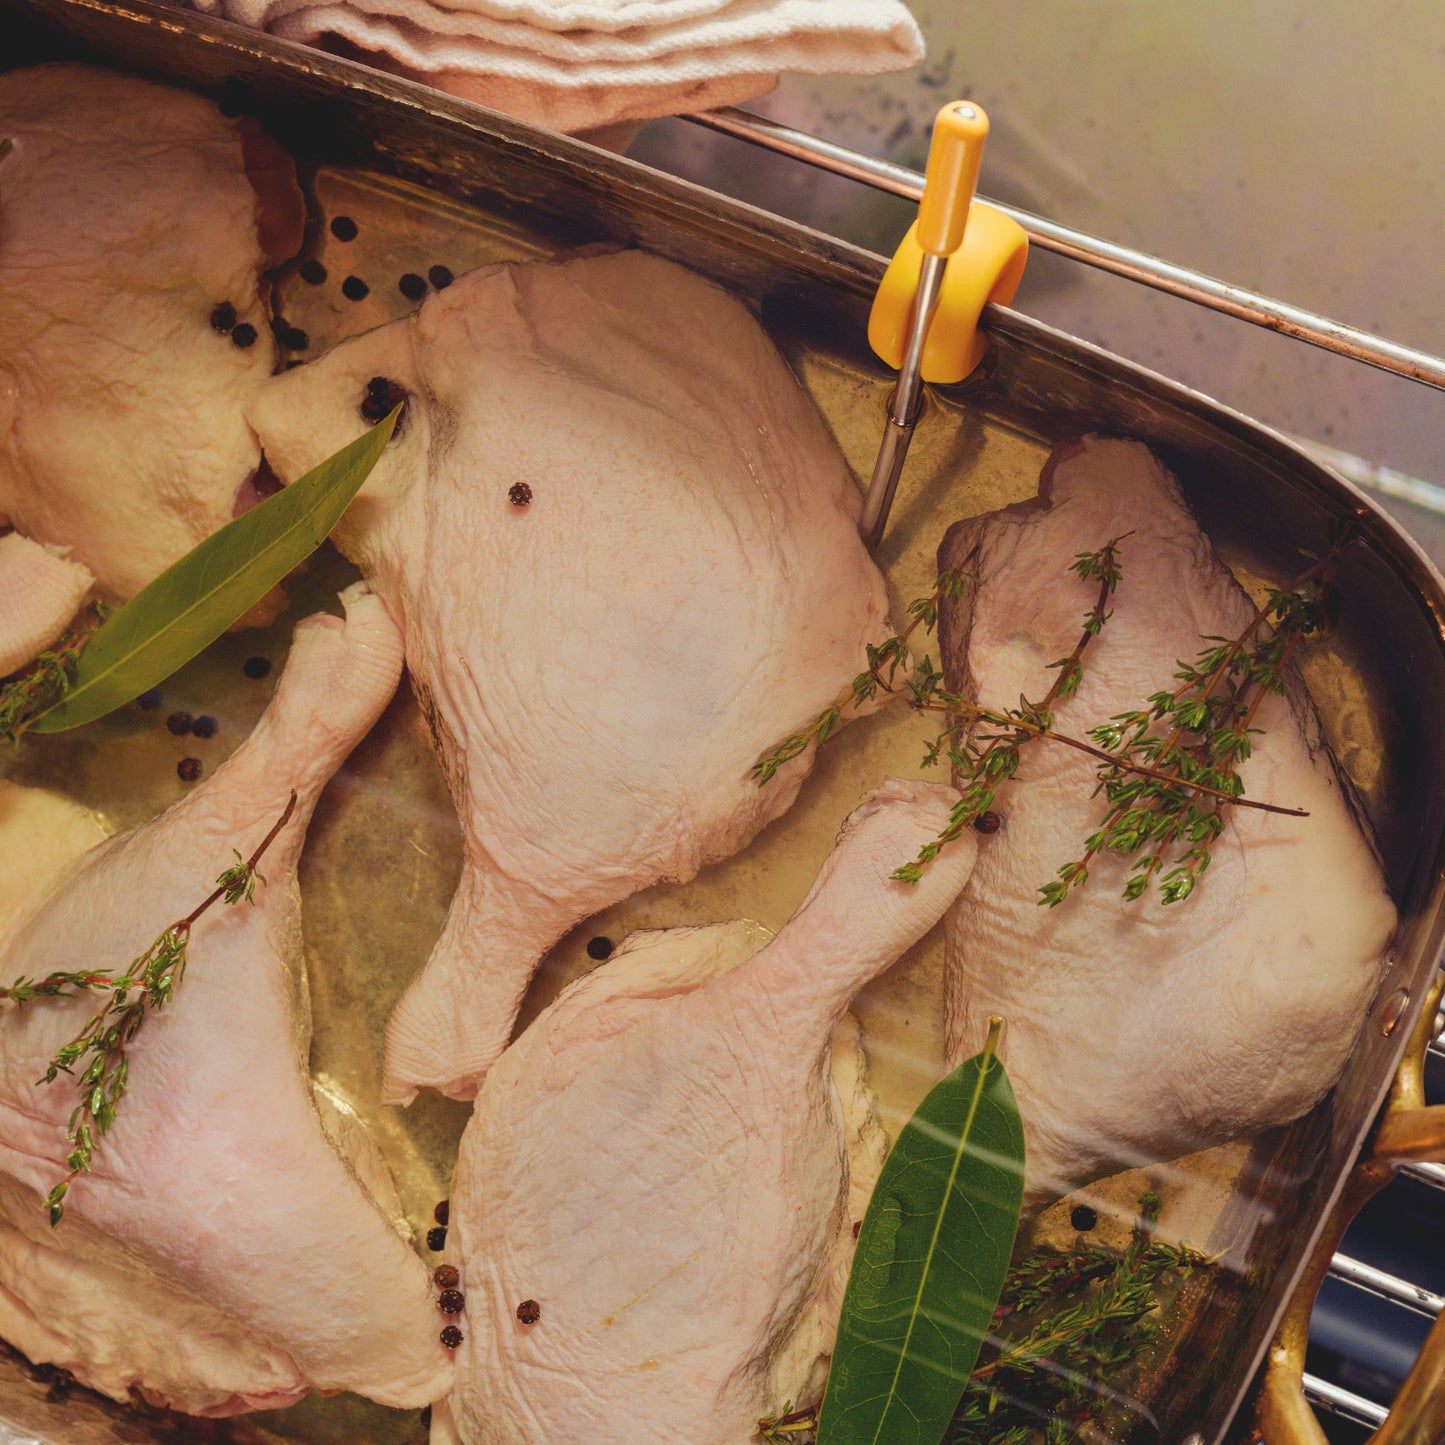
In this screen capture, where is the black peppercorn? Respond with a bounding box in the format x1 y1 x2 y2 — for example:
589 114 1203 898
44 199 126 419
1070 1204 1098 1232
426 1226 448 1251
360 376 408 424
974 811 1003 835
438 1288 465 1315
209 302 236 333
191 715 218 739
398 272 428 301
341 275 370 301
242 655 272 679
299 259 327 285
515 1299 541 1325
434 1264 460 1289
440 1325 463 1349
508 482 533 507
136 688 163 711
231 322 258 349
166 710 193 736
279 326 310 351
434 1200 450 1226
177 757 202 783
330 215 359 241
428 264 454 290
586 937 613 961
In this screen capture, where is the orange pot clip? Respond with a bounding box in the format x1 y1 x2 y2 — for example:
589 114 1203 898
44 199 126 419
860 100 1029 549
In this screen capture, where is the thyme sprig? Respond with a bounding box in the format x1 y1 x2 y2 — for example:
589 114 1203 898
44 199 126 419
753 546 1126 882
889 539 1129 885
946 1191 1210 1445
1040 546 1340 909
752 571 966 787
755 1192 1209 1445
753 534 1317 897
0 601 108 743
1 792 297 1225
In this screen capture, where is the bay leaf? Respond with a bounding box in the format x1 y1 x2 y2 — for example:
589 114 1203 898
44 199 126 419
817 1019 1025 1445
25 408 398 735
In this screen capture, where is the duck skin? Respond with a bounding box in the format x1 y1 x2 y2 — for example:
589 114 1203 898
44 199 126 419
0 64 303 608
0 585 451 1414
435 779 977 1445
938 436 1396 1208
247 249 890 1102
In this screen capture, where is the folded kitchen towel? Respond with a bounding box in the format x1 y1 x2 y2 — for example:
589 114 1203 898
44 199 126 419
184 0 925 132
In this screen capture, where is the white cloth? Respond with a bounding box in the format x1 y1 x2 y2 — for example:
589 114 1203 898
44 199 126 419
186 0 924 132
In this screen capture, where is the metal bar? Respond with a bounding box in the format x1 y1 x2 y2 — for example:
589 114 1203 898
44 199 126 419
680 107 1445 394
1328 1253 1444 1318
1302 1374 1390 1428
1400 1160 1445 1192
860 250 944 547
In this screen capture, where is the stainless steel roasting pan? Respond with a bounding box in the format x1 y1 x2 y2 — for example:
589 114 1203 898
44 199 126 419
1 3 1444 1441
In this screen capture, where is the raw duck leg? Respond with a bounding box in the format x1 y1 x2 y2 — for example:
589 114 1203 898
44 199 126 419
436 779 978 1445
246 249 890 1102
0 532 92 676
0 585 451 1415
0 64 303 603
938 436 1397 1209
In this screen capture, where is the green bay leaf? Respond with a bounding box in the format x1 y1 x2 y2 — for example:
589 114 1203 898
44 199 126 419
26 408 398 734
817 1019 1025 1445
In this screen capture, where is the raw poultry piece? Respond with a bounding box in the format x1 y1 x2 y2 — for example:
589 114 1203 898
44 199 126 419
0 585 451 1415
435 779 978 1445
0 531 92 676
247 248 890 1102
938 436 1397 1209
0 63 303 603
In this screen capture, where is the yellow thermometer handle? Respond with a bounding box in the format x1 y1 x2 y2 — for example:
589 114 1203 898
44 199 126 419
917 101 990 257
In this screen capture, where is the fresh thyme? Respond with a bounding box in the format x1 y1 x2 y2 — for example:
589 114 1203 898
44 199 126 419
0 600 108 743
0 792 297 1225
754 531 1322 900
945 1191 1210 1445
755 1193 1208 1445
1040 545 1339 908
891 539 1130 885
753 571 967 788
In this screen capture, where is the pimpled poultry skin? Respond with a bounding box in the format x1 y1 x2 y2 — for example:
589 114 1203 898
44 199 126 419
0 64 303 604
247 249 890 1103
0 585 451 1414
436 780 977 1445
0 531 91 676
939 436 1397 1209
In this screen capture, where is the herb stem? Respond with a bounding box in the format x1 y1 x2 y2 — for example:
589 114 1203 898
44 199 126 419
180 790 297 925
909 698 1306 817
7 793 299 1225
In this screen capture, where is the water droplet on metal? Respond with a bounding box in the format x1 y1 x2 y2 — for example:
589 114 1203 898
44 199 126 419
1381 987 1410 1037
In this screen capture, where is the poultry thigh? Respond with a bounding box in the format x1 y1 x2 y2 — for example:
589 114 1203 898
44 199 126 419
938 436 1396 1208
0 586 450 1414
248 249 890 1101
0 64 302 605
435 779 977 1445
